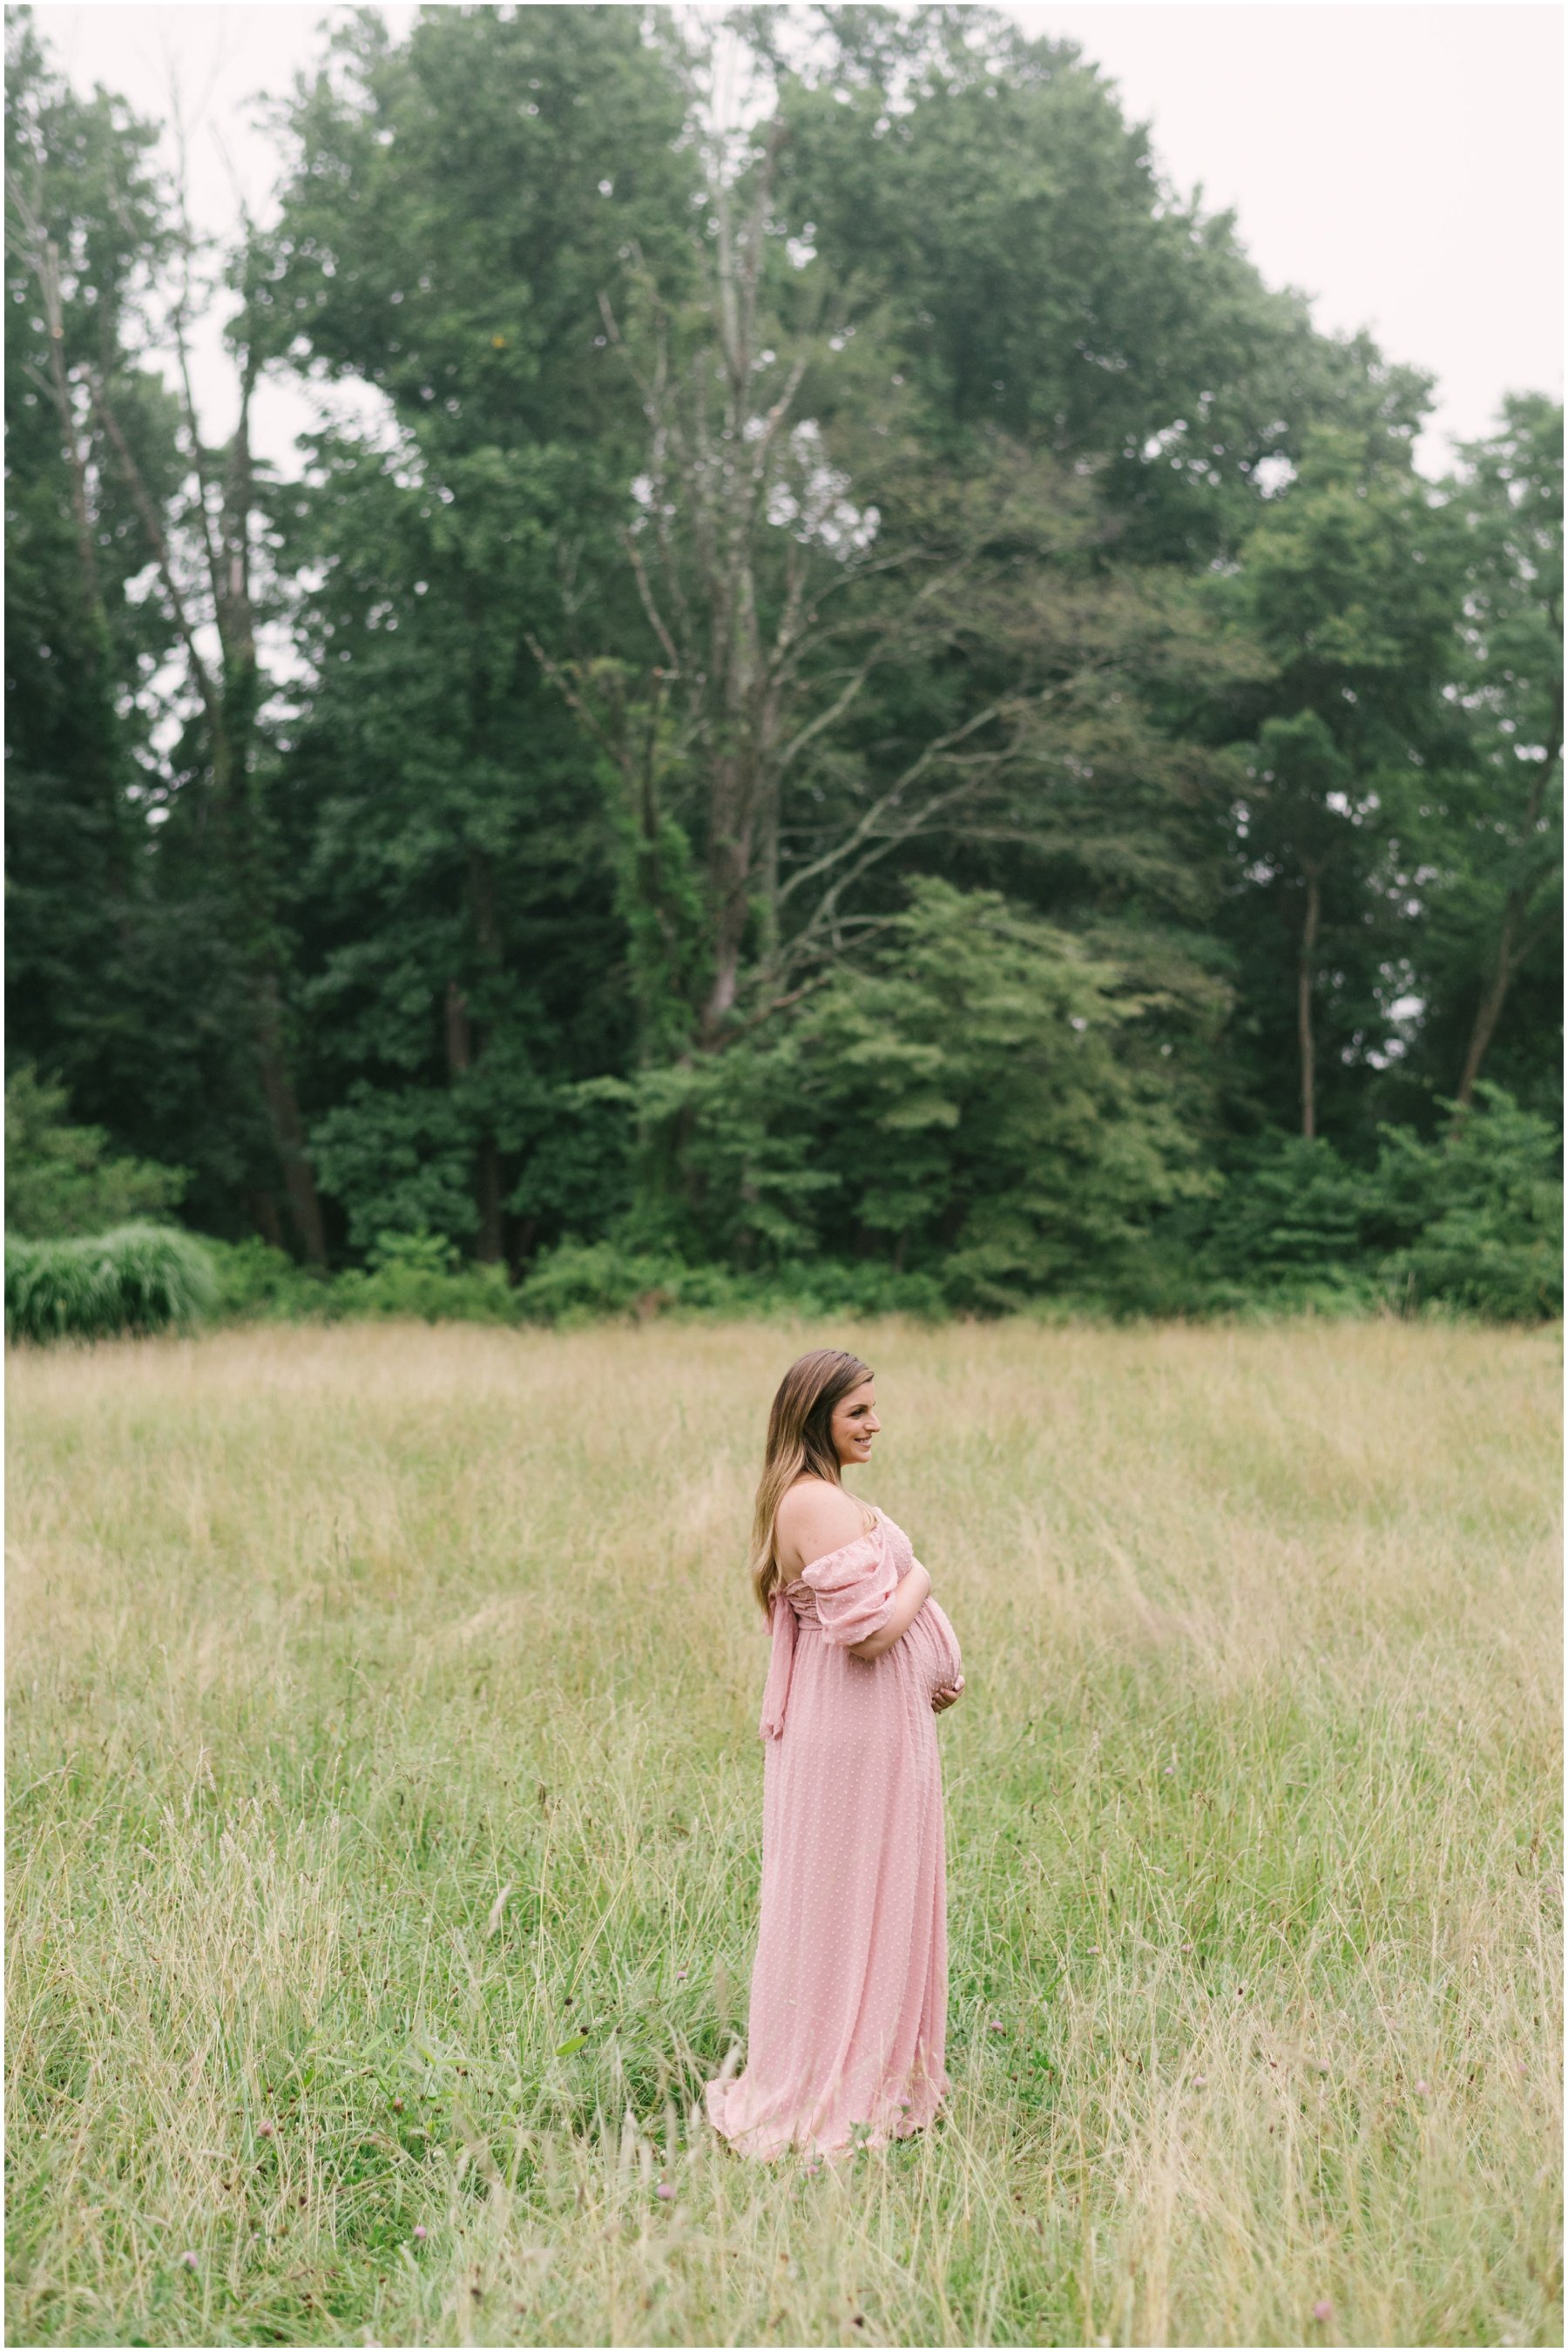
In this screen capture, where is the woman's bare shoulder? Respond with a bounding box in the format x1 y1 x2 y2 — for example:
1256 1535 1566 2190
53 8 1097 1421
776 1477 875 1553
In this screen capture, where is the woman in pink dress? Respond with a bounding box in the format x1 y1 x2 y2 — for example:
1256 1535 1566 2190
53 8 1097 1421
705 1348 965 2163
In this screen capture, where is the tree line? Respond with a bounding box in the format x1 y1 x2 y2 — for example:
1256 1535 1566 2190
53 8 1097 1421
6 4 1561 1317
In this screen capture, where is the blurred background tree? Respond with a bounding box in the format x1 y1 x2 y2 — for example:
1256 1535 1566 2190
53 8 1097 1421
5 3 1559 1317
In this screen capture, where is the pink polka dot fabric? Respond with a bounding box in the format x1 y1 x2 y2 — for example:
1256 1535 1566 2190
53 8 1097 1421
705 1508 963 2163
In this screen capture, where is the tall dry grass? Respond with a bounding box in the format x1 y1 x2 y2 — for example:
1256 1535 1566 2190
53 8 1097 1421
6 1317 1561 2346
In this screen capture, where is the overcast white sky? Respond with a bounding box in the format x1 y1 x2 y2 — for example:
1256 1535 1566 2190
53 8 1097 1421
30 1 1565 478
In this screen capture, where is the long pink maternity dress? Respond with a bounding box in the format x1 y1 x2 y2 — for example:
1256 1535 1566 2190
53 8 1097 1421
704 1507 963 2162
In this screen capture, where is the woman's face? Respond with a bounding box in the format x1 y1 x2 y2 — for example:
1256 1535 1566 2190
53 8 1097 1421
829 1378 880 1469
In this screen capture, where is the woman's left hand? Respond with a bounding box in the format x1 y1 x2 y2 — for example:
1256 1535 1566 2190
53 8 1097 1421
931 1675 964 1713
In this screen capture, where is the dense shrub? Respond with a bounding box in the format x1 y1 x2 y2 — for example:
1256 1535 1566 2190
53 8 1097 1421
5 1223 216 1343
1375 1088 1563 1321
5 1066 189 1238
206 1229 517 1325
1166 1086 1562 1321
341 1229 518 1323
514 1240 691 1326
13 1093 1552 1342
206 1235 339 1321
514 1241 950 1327
615 880 1217 1297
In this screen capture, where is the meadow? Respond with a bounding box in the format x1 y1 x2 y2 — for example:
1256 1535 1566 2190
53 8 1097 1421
5 1316 1561 2349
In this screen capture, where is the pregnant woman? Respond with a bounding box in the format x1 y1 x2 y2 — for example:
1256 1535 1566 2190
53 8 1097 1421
705 1348 964 2163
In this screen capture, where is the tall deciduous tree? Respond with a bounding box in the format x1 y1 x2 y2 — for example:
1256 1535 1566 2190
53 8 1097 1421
764 6 1434 558
7 9 329 1256
534 105 1059 1055
538 20 1254 1092
4 10 173 1119
257 3 698 1263
1446 395 1563 1112
1210 426 1471 1143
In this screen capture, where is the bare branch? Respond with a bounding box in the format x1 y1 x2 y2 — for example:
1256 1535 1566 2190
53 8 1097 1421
524 631 637 783
88 373 220 728
772 556 980 783
619 525 682 678
6 172 103 618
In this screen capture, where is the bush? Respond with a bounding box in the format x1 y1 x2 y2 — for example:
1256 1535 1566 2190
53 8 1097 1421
1191 1136 1376 1296
6 1223 217 1344
343 1229 518 1323
206 1236 340 1321
515 1240 693 1327
1375 1087 1563 1321
71 1083 1553 1344
510 1241 952 1326
1127 1088 1563 1324
208 1230 521 1326
5 1065 189 1238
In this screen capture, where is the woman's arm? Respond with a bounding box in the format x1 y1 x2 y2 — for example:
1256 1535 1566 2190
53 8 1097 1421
846 1564 931 1661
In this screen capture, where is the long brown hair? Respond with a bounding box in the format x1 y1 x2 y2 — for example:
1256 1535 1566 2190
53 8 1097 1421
749 1348 875 1619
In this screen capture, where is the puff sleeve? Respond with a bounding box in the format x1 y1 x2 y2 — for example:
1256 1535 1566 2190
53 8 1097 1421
800 1522 899 1648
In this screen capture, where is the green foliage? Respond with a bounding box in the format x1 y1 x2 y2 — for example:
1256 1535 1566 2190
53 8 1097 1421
204 1231 517 1327
621 878 1216 1306
4 1064 189 1238
1395 395 1564 1118
1174 1087 1562 1321
5 1221 216 1344
513 1240 950 1327
190 1081 1560 1332
4 5 1560 1317
504 1080 637 1251
1193 1138 1379 1299
308 1085 483 1254
340 1232 517 1325
772 10 1430 557
802 878 1217 1308
514 1240 694 1327
1376 1088 1564 1321
205 1235 337 1323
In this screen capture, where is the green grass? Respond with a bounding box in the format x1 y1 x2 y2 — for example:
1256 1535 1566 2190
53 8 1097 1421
6 1317 1561 2346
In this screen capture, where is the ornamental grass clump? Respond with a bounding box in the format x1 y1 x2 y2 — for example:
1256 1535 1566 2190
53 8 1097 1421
4 1221 216 1344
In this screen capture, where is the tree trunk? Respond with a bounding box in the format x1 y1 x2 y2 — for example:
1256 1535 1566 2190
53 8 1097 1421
1454 684 1562 1116
475 1139 504 1264
90 349 330 1260
248 1190 287 1252
700 839 754 1043
1453 899 1522 1115
253 971 328 1265
444 978 472 1074
212 717 328 1267
37 239 108 643
464 853 506 1263
699 739 759 1045
1297 860 1322 1142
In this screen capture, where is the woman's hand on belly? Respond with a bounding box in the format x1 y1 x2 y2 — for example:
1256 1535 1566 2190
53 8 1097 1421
916 1595 963 1708
895 1599 963 1708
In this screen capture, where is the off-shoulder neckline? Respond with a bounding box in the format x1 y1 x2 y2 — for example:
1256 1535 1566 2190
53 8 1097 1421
785 1505 884 1587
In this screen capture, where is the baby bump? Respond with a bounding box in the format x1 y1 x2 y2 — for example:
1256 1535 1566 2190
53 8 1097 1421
900 1598 963 1694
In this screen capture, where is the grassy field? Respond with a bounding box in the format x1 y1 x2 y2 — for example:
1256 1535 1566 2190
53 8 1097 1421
5 1316 1561 2348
